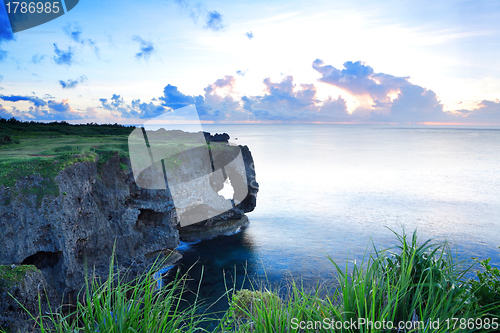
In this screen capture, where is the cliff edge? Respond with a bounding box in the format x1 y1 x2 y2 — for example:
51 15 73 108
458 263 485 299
0 141 258 331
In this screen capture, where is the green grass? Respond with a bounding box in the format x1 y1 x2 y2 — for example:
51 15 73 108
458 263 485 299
469 254 500 318
0 118 228 195
0 121 132 179
6 230 500 332
0 118 135 206
13 253 207 333
0 265 39 291
218 230 499 333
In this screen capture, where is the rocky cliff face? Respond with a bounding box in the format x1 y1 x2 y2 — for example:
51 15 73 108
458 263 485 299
0 143 258 330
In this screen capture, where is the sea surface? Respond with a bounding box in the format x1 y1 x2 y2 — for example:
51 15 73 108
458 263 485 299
169 124 500 312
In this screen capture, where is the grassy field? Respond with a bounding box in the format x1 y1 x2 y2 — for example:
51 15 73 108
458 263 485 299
0 117 233 205
0 119 134 159
0 118 135 205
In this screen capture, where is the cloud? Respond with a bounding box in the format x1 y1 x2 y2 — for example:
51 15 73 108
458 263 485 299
31 54 47 64
5 57 497 124
159 84 196 109
198 76 240 120
48 99 72 112
153 76 351 123
100 94 125 111
236 70 247 76
236 76 327 121
59 75 87 89
312 59 466 123
245 31 254 39
389 84 447 122
172 0 203 23
0 96 85 121
316 96 350 121
0 94 47 107
64 23 82 43
1 92 166 122
0 105 18 119
0 104 11 118
174 75 347 122
455 100 500 123
171 0 227 33
313 59 409 103
53 43 75 66
205 11 225 31
165 68 474 124
63 23 99 54
204 75 235 94
97 93 168 119
130 99 167 119
132 36 155 60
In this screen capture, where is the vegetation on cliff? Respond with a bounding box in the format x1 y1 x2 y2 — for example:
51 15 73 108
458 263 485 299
0 117 134 183
9 230 499 333
0 265 38 290
0 117 135 206
0 117 237 206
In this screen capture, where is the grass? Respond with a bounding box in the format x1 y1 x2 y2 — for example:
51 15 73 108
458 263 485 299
10 253 208 333
0 265 39 291
217 229 498 333
0 118 135 206
6 229 497 333
0 118 231 203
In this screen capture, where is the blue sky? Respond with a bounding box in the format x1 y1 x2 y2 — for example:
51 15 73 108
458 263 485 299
0 0 499 124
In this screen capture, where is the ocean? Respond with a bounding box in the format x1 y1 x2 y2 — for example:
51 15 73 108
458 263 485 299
171 124 500 310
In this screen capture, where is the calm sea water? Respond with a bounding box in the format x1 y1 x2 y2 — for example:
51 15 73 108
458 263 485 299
172 124 500 311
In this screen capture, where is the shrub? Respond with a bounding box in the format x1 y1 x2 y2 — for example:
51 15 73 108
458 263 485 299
231 289 282 319
469 254 500 317
0 133 19 145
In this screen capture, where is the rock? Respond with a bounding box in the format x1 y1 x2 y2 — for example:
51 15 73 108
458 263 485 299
0 140 258 329
179 215 250 242
203 132 230 142
0 265 48 332
0 154 180 307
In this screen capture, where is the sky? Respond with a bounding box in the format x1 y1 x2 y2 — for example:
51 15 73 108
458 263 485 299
0 0 499 125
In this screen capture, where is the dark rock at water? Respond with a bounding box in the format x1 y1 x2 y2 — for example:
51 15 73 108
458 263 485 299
179 215 250 242
204 132 230 142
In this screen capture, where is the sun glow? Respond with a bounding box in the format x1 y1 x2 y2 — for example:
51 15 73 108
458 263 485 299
388 92 399 102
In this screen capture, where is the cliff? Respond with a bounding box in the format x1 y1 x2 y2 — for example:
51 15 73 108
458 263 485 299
0 143 258 331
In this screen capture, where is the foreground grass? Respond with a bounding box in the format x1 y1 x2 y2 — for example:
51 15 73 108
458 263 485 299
10 255 207 333
6 230 498 333
218 230 499 333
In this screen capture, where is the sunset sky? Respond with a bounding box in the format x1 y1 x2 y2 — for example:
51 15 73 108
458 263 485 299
0 0 499 124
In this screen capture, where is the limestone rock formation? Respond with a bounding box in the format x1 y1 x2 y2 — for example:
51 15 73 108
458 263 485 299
0 141 258 331
0 265 48 332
